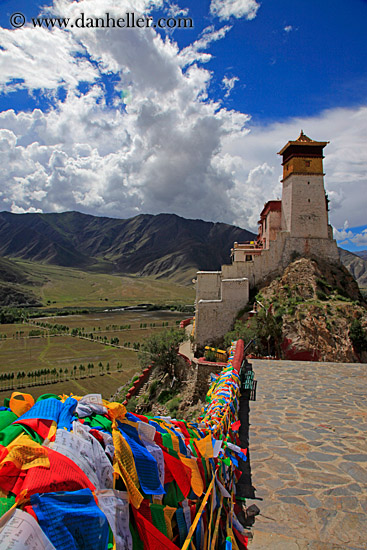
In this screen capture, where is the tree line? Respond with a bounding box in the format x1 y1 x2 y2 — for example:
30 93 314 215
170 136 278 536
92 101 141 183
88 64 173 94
0 361 123 391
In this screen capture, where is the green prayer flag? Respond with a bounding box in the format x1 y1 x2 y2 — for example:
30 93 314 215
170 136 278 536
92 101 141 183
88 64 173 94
0 410 18 432
150 503 168 537
162 432 174 451
0 496 15 518
0 423 24 447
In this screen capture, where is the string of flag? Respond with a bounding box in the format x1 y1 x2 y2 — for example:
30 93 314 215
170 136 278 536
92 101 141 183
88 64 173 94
0 340 249 550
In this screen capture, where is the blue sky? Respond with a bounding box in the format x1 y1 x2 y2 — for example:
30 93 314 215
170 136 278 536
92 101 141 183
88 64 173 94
0 0 366 251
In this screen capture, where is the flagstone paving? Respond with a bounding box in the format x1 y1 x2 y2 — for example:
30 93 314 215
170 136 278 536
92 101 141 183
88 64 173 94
246 359 367 550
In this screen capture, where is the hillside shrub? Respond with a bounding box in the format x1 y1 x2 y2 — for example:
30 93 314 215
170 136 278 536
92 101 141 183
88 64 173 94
204 349 218 362
139 327 187 375
167 397 180 416
349 319 367 354
157 389 177 404
149 380 159 398
316 289 328 301
126 397 138 412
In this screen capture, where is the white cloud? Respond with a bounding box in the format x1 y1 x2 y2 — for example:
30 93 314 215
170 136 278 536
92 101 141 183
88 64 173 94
333 225 367 248
333 226 355 241
210 0 260 21
222 105 367 230
0 27 98 92
284 25 293 33
0 3 250 224
0 0 366 236
222 75 239 98
165 2 189 17
179 25 232 67
10 203 43 214
351 229 367 246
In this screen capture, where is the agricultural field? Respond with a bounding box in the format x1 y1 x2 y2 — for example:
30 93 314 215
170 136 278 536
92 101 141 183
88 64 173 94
42 309 185 330
0 323 40 338
0 372 136 402
12 259 195 309
0 310 190 401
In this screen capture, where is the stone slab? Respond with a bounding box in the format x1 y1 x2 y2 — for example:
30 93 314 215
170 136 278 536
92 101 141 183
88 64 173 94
247 359 367 549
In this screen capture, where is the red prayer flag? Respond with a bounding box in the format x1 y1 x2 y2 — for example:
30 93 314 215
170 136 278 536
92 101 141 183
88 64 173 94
231 420 241 431
233 526 248 550
13 418 54 441
162 450 191 498
11 447 95 497
133 508 179 550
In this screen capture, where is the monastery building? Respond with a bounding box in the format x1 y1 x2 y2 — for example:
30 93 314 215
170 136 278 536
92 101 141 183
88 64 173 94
194 131 340 347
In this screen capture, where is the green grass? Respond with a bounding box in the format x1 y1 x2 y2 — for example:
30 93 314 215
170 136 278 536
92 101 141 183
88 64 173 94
12 259 195 309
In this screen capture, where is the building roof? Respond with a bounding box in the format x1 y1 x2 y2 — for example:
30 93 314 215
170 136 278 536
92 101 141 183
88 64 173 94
260 200 281 218
277 130 329 155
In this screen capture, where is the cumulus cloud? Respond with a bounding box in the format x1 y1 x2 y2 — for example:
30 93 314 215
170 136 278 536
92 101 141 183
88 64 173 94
351 229 367 246
210 0 260 21
333 224 367 248
0 0 366 235
222 106 367 230
0 0 250 224
284 25 293 33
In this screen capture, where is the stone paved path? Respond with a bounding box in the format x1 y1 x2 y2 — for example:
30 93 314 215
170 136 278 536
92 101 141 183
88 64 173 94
246 359 367 550
179 324 195 360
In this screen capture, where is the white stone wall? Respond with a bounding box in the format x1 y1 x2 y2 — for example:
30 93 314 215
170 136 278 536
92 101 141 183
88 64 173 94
196 271 222 301
281 235 339 266
195 277 249 347
264 209 282 246
282 174 329 239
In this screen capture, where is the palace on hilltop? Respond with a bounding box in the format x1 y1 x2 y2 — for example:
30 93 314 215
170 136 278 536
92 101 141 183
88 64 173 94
194 131 340 347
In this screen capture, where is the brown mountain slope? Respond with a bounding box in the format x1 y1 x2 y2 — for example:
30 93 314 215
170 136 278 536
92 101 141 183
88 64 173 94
339 248 367 288
0 211 256 283
0 256 41 306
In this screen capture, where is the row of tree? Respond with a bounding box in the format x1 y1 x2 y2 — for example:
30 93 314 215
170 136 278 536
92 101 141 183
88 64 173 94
0 361 124 391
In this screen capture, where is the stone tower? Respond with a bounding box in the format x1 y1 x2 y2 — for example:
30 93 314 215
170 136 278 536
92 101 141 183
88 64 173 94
279 130 329 239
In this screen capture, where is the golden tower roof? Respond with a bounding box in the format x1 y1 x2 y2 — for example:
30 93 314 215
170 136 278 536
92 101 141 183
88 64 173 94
278 131 329 155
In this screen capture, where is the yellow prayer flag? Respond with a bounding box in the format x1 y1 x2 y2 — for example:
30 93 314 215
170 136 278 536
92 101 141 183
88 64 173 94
179 455 204 497
195 434 214 459
2 434 49 471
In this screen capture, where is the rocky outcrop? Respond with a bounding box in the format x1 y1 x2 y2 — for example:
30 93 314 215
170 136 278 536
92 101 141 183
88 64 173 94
259 258 367 363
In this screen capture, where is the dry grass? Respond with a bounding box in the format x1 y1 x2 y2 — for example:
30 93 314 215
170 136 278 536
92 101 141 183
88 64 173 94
13 260 195 308
0 371 138 402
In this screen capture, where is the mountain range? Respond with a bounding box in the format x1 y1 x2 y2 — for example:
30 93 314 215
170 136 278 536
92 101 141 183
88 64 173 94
0 210 255 283
338 248 367 288
0 211 366 308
